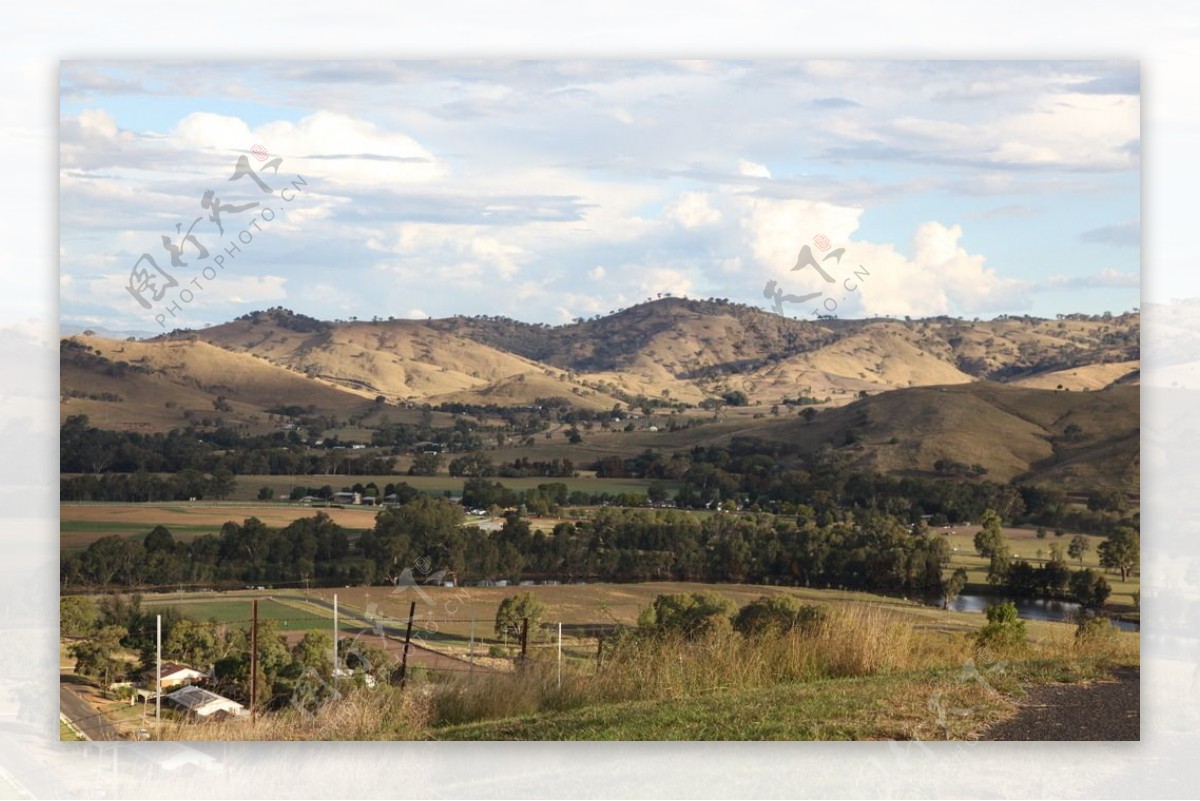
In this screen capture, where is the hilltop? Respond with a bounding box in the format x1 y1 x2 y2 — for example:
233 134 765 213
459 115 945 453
60 301 1139 490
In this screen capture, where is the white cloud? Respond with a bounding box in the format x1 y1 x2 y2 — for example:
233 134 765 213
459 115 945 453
738 196 863 273
610 108 634 125
737 159 772 179
173 110 446 187
666 192 722 228
589 266 607 281
851 222 1029 317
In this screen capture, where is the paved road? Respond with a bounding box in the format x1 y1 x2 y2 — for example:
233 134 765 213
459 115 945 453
60 683 120 741
980 667 1139 740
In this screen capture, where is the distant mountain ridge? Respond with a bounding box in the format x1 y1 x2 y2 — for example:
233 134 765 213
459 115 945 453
60 300 1139 491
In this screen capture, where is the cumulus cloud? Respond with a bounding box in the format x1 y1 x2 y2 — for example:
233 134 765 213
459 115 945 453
666 192 722 228
59 61 1139 328
794 222 1031 318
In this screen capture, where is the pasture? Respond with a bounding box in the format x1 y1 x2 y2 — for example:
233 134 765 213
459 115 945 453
60 502 379 550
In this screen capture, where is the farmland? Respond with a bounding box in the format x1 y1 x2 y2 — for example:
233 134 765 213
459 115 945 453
60 501 379 550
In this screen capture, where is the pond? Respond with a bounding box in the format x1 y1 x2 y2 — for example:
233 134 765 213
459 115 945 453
945 593 1139 632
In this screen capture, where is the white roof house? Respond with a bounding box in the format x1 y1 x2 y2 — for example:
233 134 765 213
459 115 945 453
165 686 246 719
143 662 208 689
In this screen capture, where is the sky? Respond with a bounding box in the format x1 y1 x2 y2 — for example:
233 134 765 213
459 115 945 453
58 60 1140 333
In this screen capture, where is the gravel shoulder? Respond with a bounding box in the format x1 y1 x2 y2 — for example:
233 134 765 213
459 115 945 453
979 667 1139 741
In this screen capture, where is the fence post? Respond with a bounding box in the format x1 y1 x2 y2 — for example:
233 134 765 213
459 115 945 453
399 601 416 688
596 633 604 671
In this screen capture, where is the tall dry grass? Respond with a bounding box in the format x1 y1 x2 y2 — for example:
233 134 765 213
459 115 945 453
161 686 429 741
160 602 1140 739
426 603 947 726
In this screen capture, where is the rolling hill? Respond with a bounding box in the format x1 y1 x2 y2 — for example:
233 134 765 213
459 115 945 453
60 301 1139 490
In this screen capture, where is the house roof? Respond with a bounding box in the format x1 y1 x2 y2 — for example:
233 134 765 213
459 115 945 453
143 662 205 679
166 685 244 715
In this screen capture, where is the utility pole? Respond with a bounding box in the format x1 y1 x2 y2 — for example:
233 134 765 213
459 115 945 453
399 601 416 688
468 617 475 673
250 599 258 725
333 593 339 693
557 621 562 691
155 614 162 734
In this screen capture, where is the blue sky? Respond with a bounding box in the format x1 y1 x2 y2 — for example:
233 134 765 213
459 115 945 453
59 60 1140 332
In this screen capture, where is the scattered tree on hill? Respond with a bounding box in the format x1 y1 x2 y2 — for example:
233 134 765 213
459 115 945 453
942 567 969 609
974 510 1010 585
1068 534 1090 566
495 592 545 642
1098 527 1139 581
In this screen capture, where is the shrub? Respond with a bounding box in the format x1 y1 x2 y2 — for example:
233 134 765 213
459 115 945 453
976 602 1027 650
637 591 735 639
733 595 825 637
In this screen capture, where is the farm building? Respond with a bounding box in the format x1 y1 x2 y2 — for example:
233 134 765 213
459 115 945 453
165 686 245 719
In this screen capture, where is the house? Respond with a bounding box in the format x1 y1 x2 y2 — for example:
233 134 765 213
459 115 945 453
165 685 245 719
142 662 208 690
332 491 360 505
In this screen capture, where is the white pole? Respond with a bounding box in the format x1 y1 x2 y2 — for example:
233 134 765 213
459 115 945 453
557 621 562 691
333 594 339 693
469 617 475 671
155 614 162 733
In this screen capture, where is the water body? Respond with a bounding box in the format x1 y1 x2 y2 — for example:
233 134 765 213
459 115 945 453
945 593 1139 632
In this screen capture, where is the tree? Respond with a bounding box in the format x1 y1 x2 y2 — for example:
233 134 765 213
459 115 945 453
69 624 128 686
290 631 334 681
1097 527 1139 581
942 567 969 610
1069 569 1111 609
257 486 275 501
448 452 496 478
494 592 545 642
1087 488 1127 513
1068 534 1090 566
208 467 237 500
638 591 734 639
164 618 219 668
733 595 824 636
974 510 1010 585
143 525 175 554
409 452 442 476
60 596 97 637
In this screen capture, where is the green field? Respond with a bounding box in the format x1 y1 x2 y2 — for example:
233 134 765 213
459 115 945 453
938 525 1139 611
143 595 340 632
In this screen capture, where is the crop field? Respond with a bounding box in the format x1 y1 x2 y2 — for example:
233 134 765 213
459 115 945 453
60 502 379 550
139 594 346 633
